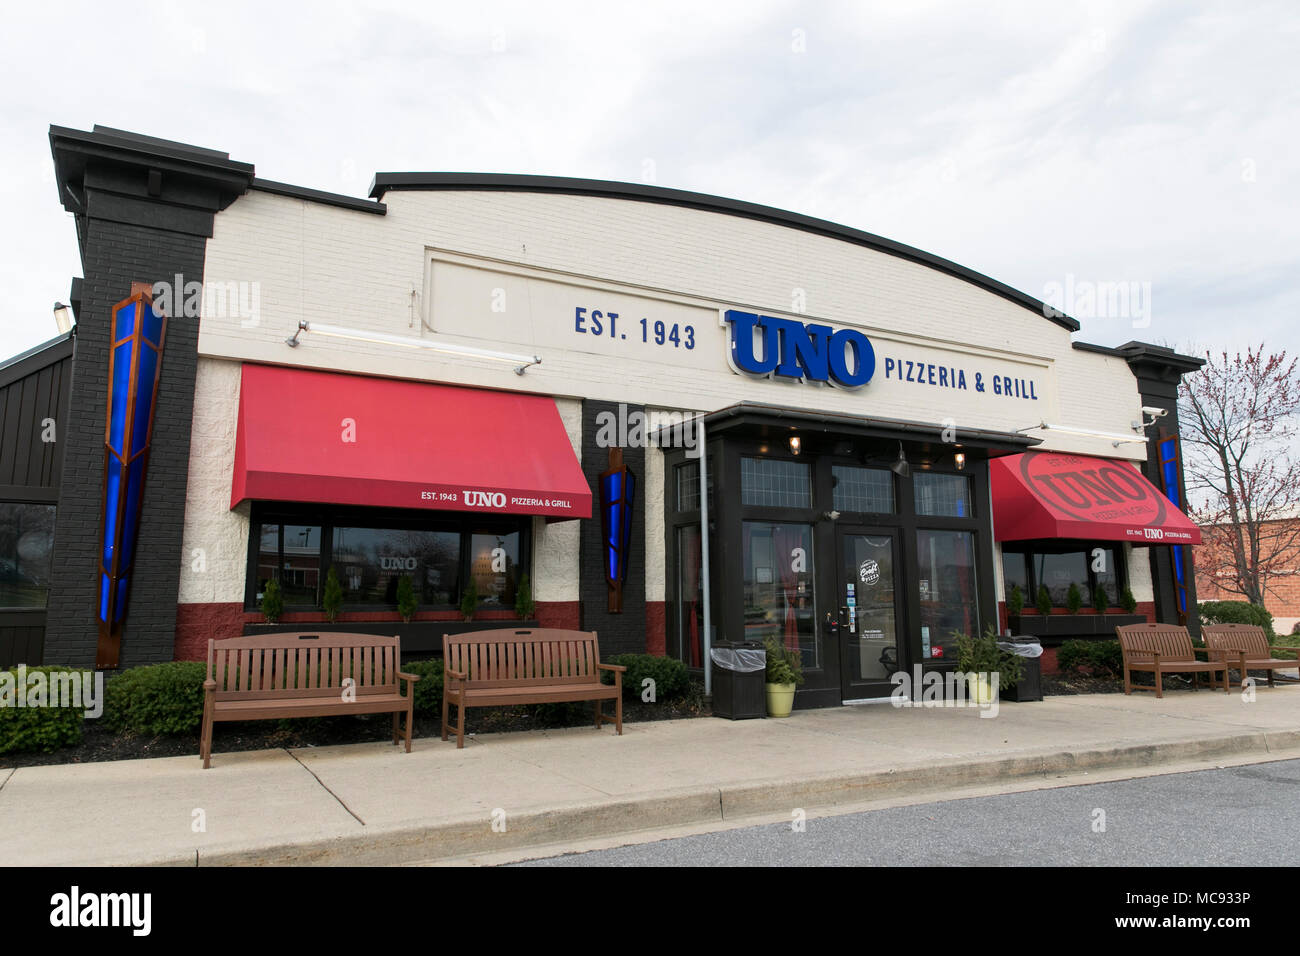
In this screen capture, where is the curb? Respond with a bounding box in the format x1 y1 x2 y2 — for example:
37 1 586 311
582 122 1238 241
156 728 1300 866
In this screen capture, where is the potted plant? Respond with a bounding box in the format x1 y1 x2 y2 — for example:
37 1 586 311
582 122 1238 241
460 576 479 622
1092 584 1108 615
1121 587 1138 615
1065 582 1082 615
396 575 417 623
260 578 283 625
763 636 805 717
322 566 343 623
1036 584 1052 616
1007 583 1024 619
955 624 1024 703
514 572 535 620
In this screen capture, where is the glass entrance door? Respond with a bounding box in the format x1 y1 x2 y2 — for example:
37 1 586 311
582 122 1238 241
837 528 904 700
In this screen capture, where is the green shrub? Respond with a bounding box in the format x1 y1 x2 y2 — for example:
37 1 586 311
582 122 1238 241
396 575 417 623
1036 585 1052 616
1057 639 1124 678
1066 582 1082 614
600 653 690 700
1093 585 1108 614
460 576 478 621
400 658 443 716
762 637 806 686
0 667 92 754
261 578 283 623
104 661 207 736
1121 587 1138 614
955 624 1023 690
1198 600 1275 638
514 573 535 619
1007 583 1024 617
323 566 343 622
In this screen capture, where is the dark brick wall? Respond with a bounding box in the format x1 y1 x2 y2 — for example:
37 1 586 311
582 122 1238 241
43 217 207 667
579 400 647 656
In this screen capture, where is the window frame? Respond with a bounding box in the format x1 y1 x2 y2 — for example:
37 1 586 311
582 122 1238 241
244 502 531 613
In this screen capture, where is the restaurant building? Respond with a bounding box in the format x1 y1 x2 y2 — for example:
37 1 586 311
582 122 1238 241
0 124 1207 706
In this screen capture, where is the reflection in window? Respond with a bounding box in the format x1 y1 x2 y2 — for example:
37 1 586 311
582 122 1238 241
281 525 322 605
742 521 818 669
917 529 978 661
741 458 811 509
0 503 56 609
332 527 460 606
676 525 704 667
255 524 279 603
915 472 971 517
832 466 895 514
1034 551 1088 606
470 530 520 607
1001 551 1028 603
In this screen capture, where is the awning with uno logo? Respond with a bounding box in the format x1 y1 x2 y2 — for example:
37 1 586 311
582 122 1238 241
990 451 1201 545
231 364 591 521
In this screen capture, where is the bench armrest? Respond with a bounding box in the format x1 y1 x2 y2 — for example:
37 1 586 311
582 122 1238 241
597 663 627 673
445 668 467 681
1266 646 1300 658
203 679 217 692
397 671 421 683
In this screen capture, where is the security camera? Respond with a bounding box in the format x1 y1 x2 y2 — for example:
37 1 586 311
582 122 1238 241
1142 406 1169 419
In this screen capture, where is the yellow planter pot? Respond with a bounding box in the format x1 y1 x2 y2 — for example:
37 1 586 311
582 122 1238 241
968 674 994 704
766 682 796 717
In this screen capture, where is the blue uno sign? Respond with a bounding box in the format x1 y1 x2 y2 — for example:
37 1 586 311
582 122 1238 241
723 310 875 389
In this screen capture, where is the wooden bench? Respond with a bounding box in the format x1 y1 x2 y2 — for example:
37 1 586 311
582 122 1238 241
1116 623 1229 697
1203 624 1300 689
201 632 419 769
442 628 625 749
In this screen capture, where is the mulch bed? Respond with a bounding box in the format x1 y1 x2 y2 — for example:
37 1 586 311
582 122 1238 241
1 685 712 769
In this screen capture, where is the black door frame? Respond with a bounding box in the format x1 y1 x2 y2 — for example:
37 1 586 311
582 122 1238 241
834 524 907 701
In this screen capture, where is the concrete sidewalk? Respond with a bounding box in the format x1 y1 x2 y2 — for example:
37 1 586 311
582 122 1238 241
2 690 1299 866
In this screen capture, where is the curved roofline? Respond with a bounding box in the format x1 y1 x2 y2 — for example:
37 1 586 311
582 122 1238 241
369 172 1080 332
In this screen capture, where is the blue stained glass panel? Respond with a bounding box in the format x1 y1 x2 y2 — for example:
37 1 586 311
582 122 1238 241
99 574 112 623
142 304 164 345
103 456 123 566
119 458 146 570
114 574 129 622
108 342 134 453
130 343 159 456
114 302 137 342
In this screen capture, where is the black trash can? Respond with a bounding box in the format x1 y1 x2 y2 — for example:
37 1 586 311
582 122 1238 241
711 641 766 719
998 636 1044 702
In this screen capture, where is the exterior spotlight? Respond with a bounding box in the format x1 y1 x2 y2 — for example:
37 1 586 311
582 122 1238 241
285 319 307 348
53 302 74 334
822 510 841 521
890 442 910 478
954 452 966 470
789 435 801 455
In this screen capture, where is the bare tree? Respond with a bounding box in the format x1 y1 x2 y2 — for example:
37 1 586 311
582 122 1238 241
1179 345 1300 606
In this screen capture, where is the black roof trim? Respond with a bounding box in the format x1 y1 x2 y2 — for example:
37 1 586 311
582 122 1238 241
1073 339 1206 372
252 178 387 215
0 332 73 387
699 400 1042 451
369 172 1080 333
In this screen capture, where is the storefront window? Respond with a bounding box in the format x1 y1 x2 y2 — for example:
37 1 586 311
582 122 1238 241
469 530 521 608
741 457 811 509
332 527 460 605
676 525 704 667
281 524 322 605
916 529 978 661
832 465 895 514
915 472 971 517
675 459 714 513
742 521 819 669
254 524 279 602
0 503 55 609
1006 544 1124 608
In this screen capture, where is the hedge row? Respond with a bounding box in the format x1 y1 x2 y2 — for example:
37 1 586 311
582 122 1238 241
0 667 97 754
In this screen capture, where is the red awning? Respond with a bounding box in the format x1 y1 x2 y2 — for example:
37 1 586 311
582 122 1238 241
231 364 591 521
990 451 1201 545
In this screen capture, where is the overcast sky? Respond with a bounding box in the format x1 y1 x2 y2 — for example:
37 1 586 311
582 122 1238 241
1 0 1296 365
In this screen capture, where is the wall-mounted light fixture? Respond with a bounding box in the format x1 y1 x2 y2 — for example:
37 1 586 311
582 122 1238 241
954 452 966 470
890 442 911 478
788 435 802 456
53 302 74 334
284 320 542 375
1017 420 1149 448
600 447 636 613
